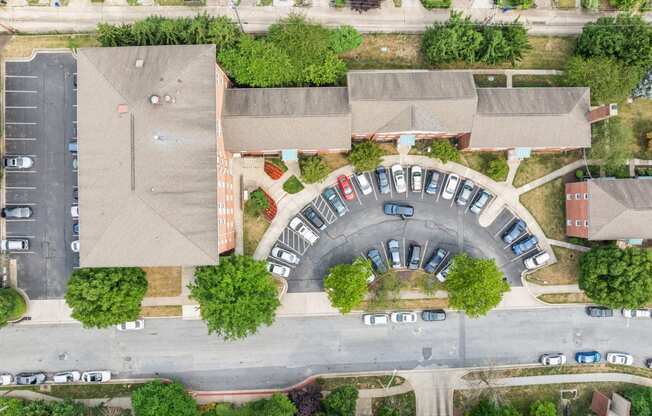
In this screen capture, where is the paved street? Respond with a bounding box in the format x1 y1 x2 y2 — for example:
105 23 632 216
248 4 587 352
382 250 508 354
0 307 650 390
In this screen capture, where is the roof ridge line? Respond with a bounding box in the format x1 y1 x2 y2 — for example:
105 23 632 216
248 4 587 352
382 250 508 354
77 51 130 109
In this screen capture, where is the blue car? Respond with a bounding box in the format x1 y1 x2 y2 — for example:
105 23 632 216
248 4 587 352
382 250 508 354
576 351 601 364
512 235 538 256
502 220 526 244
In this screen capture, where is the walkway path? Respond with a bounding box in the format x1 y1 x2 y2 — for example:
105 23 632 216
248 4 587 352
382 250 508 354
549 238 590 252
516 159 592 195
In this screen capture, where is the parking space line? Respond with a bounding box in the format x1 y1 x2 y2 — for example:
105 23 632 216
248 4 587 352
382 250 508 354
494 215 516 238
5 219 36 222
420 172 425 200
4 75 39 79
465 187 481 214
350 175 363 206
4 235 35 238
5 106 38 109
419 240 429 268
510 247 537 262
435 173 444 202
334 186 351 213
380 241 390 266
4 90 38 94
367 172 378 201
402 237 406 268
5 122 37 125
5 186 36 190
5 137 37 141
4 202 36 206
4 170 37 174
8 251 35 255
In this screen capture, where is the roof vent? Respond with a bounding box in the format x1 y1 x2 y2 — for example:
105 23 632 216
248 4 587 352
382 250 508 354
135 58 144 68
149 95 161 105
117 104 129 114
164 94 175 104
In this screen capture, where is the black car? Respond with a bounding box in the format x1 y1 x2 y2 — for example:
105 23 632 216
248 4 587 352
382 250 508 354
586 306 614 318
425 171 441 195
383 202 414 218
408 244 421 270
367 249 387 274
424 248 448 274
322 187 346 217
303 206 327 230
375 166 390 194
502 220 526 244
646 358 652 369
421 309 446 321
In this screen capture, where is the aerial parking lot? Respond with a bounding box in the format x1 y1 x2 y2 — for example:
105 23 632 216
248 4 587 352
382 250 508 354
268 165 543 293
2 52 78 299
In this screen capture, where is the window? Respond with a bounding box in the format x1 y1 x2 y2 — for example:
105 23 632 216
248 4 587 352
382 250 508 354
583 193 589 200
584 220 589 227
566 219 572 226
575 220 582 227
566 194 573 200
575 193 581 200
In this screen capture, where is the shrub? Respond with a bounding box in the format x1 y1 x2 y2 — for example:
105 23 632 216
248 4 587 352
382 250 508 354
321 385 358 416
563 56 642 104
288 384 322 416
621 386 652 416
420 0 451 8
300 155 330 184
427 140 460 164
348 141 384 172
487 158 509 181
245 188 269 217
283 176 305 194
529 400 557 416
324 258 372 313
0 288 24 326
329 26 363 54
581 0 599 9
132 381 198 416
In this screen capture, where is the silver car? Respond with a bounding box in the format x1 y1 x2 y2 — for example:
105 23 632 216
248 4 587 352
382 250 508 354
388 239 401 269
271 246 300 265
267 262 290 278
456 180 474 206
441 174 460 200
16 372 46 385
1 206 33 219
1 239 29 251
4 156 33 169
391 164 406 193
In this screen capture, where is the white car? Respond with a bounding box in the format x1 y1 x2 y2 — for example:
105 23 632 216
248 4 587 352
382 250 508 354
363 313 388 326
0 374 14 386
117 320 145 331
267 262 290 278
71 205 79 218
606 352 634 366
390 311 418 323
4 156 34 169
540 353 567 366
355 173 373 196
271 246 300 265
289 217 319 245
410 166 423 192
81 371 111 383
1 239 29 251
441 174 460 200
71 240 80 253
524 252 550 270
53 371 81 383
622 309 651 319
391 164 406 193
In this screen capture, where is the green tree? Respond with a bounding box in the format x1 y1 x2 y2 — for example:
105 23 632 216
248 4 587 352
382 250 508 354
579 246 652 308
445 254 509 318
247 393 296 416
348 141 384 172
329 26 363 53
427 140 460 164
479 26 511 65
132 381 198 416
324 258 372 313
469 399 522 416
65 268 147 328
321 385 358 416
300 155 330 184
529 400 557 416
589 118 635 172
581 0 599 10
621 386 652 416
564 56 642 104
422 12 484 64
376 406 400 416
487 158 509 181
189 256 280 340
245 188 269 217
609 0 637 10
0 288 18 327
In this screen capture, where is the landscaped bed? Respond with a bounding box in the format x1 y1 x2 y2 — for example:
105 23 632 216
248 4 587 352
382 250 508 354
317 375 405 391
140 305 183 317
473 74 508 88
537 292 591 304
0 34 100 59
1 288 26 323
512 74 564 87
372 390 416 416
526 246 581 285
617 99 652 159
460 151 509 182
519 178 566 241
143 267 182 297
463 363 652 381
244 211 270 256
283 175 305 194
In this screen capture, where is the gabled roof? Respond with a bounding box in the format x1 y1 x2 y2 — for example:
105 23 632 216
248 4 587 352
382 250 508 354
588 178 652 240
347 70 478 135
470 88 591 149
77 45 219 267
222 87 351 152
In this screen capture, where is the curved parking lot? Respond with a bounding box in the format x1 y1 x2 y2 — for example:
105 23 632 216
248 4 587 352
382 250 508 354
268 165 544 293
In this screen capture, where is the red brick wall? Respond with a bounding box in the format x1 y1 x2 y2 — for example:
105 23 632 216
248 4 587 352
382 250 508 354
565 181 589 238
216 65 236 254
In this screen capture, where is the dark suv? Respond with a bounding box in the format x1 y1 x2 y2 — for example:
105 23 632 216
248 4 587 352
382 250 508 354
303 206 326 230
322 187 346 217
421 309 446 321
408 244 421 270
383 202 414 218
424 248 448 274
367 249 387 274
586 306 613 318
375 166 390 194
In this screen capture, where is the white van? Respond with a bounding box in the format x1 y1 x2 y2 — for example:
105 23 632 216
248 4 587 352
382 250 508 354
524 252 550 270
53 371 80 383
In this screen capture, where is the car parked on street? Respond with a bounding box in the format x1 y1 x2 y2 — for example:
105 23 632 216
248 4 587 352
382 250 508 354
441 174 460 200
390 311 418 323
16 372 46 385
1 239 29 252
355 173 373 196
363 313 388 326
421 309 446 321
267 262 290 278
391 164 406 193
383 202 414 218
337 175 356 201
71 205 79 219
53 371 81 383
1 206 33 219
271 246 300 265
0 374 13 386
71 240 80 253
622 308 651 318
388 239 401 269
436 261 452 282
303 206 327 231
586 306 613 318
470 190 492 214
540 353 567 366
424 248 448 274
289 217 319 244
524 252 550 270
322 187 347 217
367 249 387 275
502 220 526 244
408 244 421 270
576 351 601 364
410 166 423 192
73 222 80 235
606 352 634 366
4 156 33 169
116 320 145 331
647 359 652 369
425 171 441 195
81 371 111 383
455 180 474 206
375 166 390 194
511 235 538 256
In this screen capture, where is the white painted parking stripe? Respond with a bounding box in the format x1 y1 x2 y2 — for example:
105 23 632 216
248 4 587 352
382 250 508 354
10 251 35 255
5 170 37 174
4 202 36 206
5 186 36 190
4 90 38 94
5 75 38 78
5 235 35 238
5 122 37 125
5 138 36 141
494 216 516 238
5 219 36 222
367 172 378 201
419 240 429 269
435 174 443 202
380 241 390 266
350 176 362 206
511 246 538 262
5 106 37 109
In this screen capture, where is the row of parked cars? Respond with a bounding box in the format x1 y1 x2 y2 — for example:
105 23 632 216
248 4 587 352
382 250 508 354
1 157 35 252
586 306 652 318
362 309 447 325
0 370 111 386
540 352 652 368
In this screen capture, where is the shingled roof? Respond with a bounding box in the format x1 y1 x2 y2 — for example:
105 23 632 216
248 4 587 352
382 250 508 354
77 45 219 267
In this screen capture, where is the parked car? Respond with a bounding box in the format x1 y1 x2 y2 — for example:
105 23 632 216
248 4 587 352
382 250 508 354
116 320 145 331
271 245 300 265
375 166 390 194
606 352 634 366
355 173 373 196
647 359 652 369
73 222 80 235
71 240 80 253
337 175 356 201
436 261 452 282
267 262 290 278
410 166 423 192
391 164 406 193
363 313 388 326
425 171 441 195
622 308 651 318
302 206 326 231
4 156 33 169
0 374 14 386
586 306 613 318
408 244 421 270
289 217 319 245
441 174 460 200
68 141 78 154
421 309 446 321
575 351 601 364
367 249 387 275
524 252 550 270
540 353 567 366
81 371 111 383
73 188 78 201
1 239 29 251
322 187 346 217
470 190 492 214
502 220 526 244
456 180 475 206
16 372 46 385
383 202 414 218
424 248 448 274
511 235 538 256
1 206 32 219
388 239 401 269
71 205 79 218
391 311 418 323
53 371 81 383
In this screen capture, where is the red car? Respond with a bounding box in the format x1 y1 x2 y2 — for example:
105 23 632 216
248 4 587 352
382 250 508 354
337 175 356 201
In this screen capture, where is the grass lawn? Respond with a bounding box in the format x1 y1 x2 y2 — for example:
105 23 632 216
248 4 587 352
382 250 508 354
513 150 583 188
526 246 581 285
463 363 652 380
616 99 652 159
373 391 416 416
1 34 99 59
359 297 448 311
143 267 181 297
378 142 399 155
140 305 183 317
317 375 405 391
321 152 349 172
519 178 566 241
537 292 591 304
3 288 27 321
512 74 565 87
244 211 269 256
460 151 509 182
282 175 304 194
473 74 507 88
556 0 577 8
46 382 146 399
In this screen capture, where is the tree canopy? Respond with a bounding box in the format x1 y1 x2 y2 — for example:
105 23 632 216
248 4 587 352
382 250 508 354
427 140 461 164
564 56 642 104
202 394 296 416
321 385 359 416
348 141 384 172
300 155 330 184
65 267 147 328
324 258 372 314
132 381 198 416
0 288 23 327
529 400 557 416
469 399 521 416
445 254 509 318
328 25 363 54
189 256 280 340
622 386 652 416
589 118 635 172
579 246 652 308
0 397 86 416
